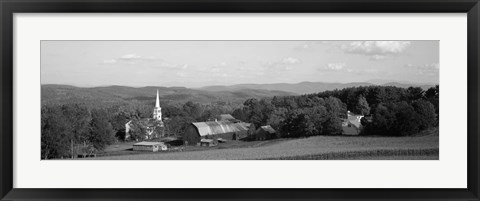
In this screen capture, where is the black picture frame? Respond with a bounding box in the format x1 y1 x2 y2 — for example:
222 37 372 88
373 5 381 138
1 0 479 200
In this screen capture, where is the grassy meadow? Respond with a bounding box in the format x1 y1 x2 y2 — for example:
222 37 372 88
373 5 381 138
88 132 439 160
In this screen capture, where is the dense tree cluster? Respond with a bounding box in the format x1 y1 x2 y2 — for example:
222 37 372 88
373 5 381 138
41 100 238 159
233 85 439 138
41 104 114 159
311 85 439 136
233 95 346 138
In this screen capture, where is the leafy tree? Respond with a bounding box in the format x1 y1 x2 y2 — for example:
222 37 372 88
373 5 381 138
364 101 421 136
325 96 346 119
61 104 91 143
111 112 129 141
411 99 437 129
407 87 424 101
366 87 387 107
425 85 439 114
393 101 420 136
41 106 71 159
165 115 195 137
127 119 148 141
183 101 204 121
232 108 248 122
322 114 342 135
241 98 274 128
364 103 397 136
306 106 329 135
282 109 308 137
88 109 115 150
306 96 325 108
266 107 288 132
355 95 370 115
284 97 298 110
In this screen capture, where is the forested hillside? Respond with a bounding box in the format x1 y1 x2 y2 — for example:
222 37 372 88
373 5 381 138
42 84 295 108
200 81 434 95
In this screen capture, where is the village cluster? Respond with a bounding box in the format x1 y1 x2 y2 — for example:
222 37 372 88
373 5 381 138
125 90 364 152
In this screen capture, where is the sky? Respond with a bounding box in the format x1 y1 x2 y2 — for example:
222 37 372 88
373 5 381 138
41 41 439 88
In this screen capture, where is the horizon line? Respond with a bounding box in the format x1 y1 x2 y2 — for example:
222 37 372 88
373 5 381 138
40 80 439 89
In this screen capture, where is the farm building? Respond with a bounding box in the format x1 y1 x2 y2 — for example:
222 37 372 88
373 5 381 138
342 111 364 135
183 121 250 145
200 139 218 147
133 141 168 152
254 125 277 140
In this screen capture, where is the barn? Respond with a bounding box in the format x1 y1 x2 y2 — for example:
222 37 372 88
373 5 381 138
254 125 277 140
183 121 250 145
133 141 168 152
342 111 364 135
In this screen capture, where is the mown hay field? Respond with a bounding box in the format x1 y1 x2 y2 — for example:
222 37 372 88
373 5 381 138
88 134 439 160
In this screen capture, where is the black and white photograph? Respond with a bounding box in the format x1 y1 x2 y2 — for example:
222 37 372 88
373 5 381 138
40 40 439 160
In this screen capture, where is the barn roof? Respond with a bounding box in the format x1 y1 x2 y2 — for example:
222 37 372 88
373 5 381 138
192 121 249 137
347 111 364 129
260 125 276 134
348 120 361 129
134 141 164 146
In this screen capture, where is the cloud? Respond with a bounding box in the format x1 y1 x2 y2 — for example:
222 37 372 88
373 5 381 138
102 54 191 71
282 57 301 64
294 43 311 51
318 63 378 75
210 67 221 73
263 57 301 71
294 41 339 51
119 54 142 60
405 63 439 76
118 54 156 61
156 62 189 70
320 63 347 71
102 59 117 64
370 55 387 61
102 54 158 65
342 41 411 60
176 71 188 77
206 62 228 73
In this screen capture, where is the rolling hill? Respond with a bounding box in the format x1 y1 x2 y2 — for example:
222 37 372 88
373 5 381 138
200 81 435 95
42 81 436 107
41 84 296 106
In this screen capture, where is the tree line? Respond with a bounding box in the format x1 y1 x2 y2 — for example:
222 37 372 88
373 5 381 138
41 105 115 159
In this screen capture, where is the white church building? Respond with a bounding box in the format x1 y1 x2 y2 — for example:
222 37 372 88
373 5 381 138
125 90 165 141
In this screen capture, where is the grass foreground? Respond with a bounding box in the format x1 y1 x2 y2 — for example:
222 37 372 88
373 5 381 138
87 133 439 160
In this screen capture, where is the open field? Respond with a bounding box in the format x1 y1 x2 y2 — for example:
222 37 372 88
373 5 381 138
88 134 439 160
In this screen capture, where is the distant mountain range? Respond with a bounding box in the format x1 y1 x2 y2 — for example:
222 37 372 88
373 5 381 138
200 81 436 95
42 81 436 106
41 84 296 106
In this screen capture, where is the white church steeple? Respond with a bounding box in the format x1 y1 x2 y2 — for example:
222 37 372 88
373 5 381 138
153 90 162 121
155 90 160 108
